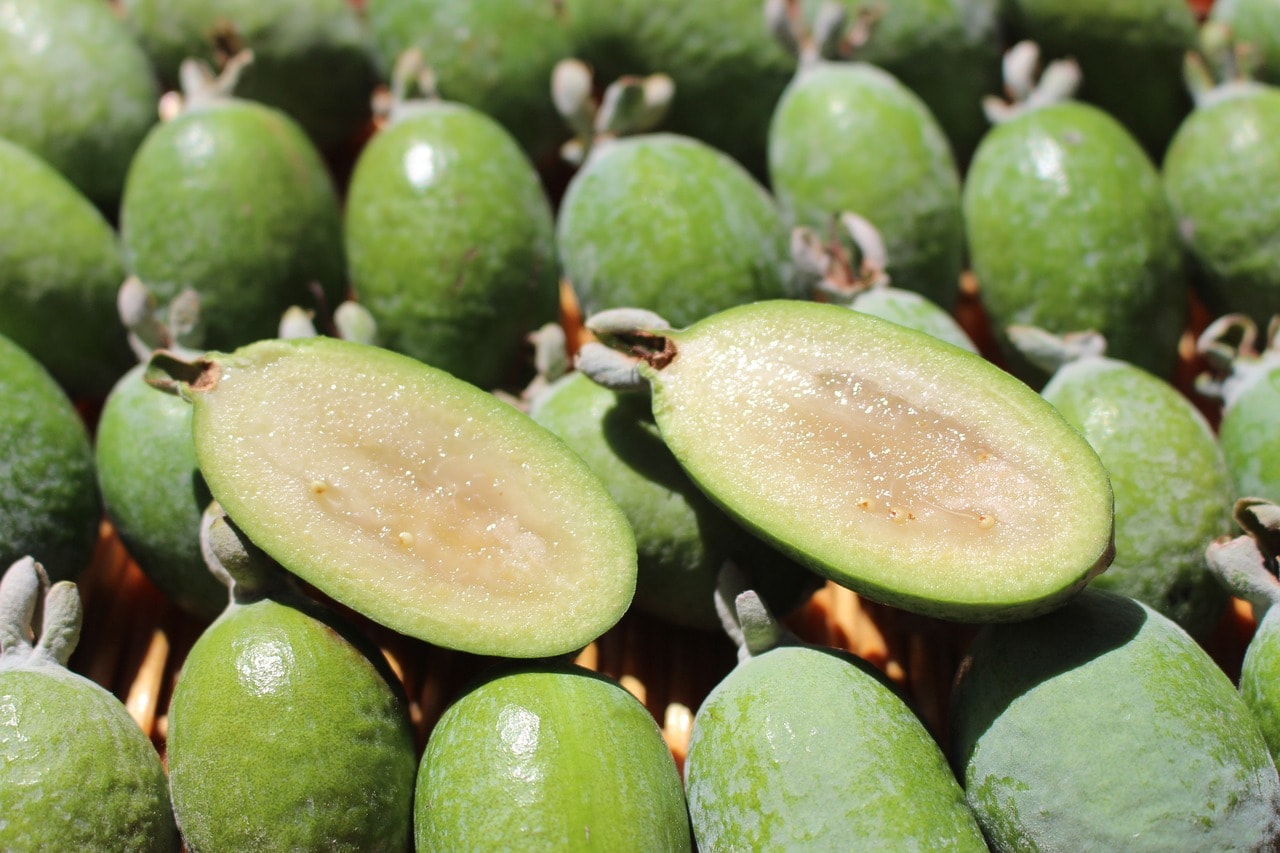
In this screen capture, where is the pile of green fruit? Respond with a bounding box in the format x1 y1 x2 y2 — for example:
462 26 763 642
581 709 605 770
5 0 1280 848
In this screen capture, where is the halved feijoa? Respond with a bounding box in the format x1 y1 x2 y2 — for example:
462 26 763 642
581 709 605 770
583 300 1114 620
151 337 637 657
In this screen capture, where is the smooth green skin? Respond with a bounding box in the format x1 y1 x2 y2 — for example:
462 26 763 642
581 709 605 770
95 365 223 620
345 101 559 390
685 644 986 850
0 0 158 213
964 101 1187 386
119 99 347 353
1242 605 1280 764
366 0 572 162
950 587 1280 850
558 134 793 329
121 0 378 154
528 372 816 631
768 62 965 309
415 662 691 851
1039 356 1234 638
1000 0 1197 160
1211 0 1280 87
184 337 637 658
167 596 417 852
0 665 177 852
0 335 100 583
1163 86 1280 328
1218 362 1280 503
848 288 979 353
0 138 133 400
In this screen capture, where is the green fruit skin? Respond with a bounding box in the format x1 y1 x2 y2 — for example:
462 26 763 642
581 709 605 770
0 665 178 852
1242 606 1280 764
167 596 417 852
366 0 572 161
558 134 794 329
1211 0 1280 87
950 587 1280 849
0 0 159 213
848 288 979 353
0 138 133 400
122 0 378 154
1001 0 1197 159
345 101 560 389
120 99 347 353
964 101 1187 385
685 645 986 850
415 662 691 851
768 62 965 309
1039 356 1233 638
529 372 817 630
0 334 100 583
1218 362 1280 503
1162 86 1280 328
95 365 224 620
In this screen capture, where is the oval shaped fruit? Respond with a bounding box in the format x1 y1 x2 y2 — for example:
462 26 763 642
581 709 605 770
557 133 794 329
345 98 559 389
151 336 637 657
1 557 178 851
167 509 416 851
120 95 346 352
684 588 986 849
414 660 691 851
0 334 100 583
581 300 1114 621
950 587 1280 848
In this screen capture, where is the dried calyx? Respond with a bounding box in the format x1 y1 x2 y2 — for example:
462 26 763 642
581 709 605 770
1206 499 1280 613
0 557 81 669
551 59 674 166
793 211 890 303
1184 21 1267 108
1007 326 1109 377
983 40 1082 125
765 0 882 70
575 308 674 393
1195 313 1280 407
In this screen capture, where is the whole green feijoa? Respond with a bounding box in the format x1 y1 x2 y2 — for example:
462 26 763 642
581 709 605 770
965 86 1187 385
1210 0 1280 86
1163 80 1280 327
768 61 965 309
558 133 793 329
1016 328 1234 638
415 660 691 851
0 334 100 583
685 586 986 849
120 85 346 353
0 138 132 400
0 0 158 213
120 0 378 155
580 300 1114 622
167 508 416 851
0 557 178 852
345 96 559 389
950 587 1280 849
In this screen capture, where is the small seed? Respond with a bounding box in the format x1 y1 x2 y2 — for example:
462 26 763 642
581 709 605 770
398 531 415 546
309 480 328 494
977 513 996 530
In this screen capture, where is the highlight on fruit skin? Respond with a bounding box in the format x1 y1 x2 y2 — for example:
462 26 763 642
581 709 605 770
579 299 1116 622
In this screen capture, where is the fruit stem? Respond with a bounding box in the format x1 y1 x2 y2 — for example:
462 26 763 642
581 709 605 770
1206 499 1280 613
1007 326 1108 376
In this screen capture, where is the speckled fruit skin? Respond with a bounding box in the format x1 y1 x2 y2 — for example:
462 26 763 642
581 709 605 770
1039 355 1234 638
950 588 1280 849
558 134 793 329
119 99 346 353
1211 0 1280 86
1241 606 1280 763
0 335 100 583
345 101 559 389
167 596 417 852
414 661 691 851
1162 85 1280 328
768 62 965 309
0 0 158 213
0 138 132 400
684 644 986 849
528 372 817 630
0 666 178 851
121 0 378 155
1218 360 1280 503
366 0 572 161
1001 0 1197 160
95 365 223 620
964 101 1187 385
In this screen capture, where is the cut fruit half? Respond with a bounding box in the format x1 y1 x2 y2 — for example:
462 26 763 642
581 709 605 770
150 337 637 657
584 300 1114 621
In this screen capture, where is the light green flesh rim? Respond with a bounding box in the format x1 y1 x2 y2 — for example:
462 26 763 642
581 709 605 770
648 301 1114 620
191 338 637 657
